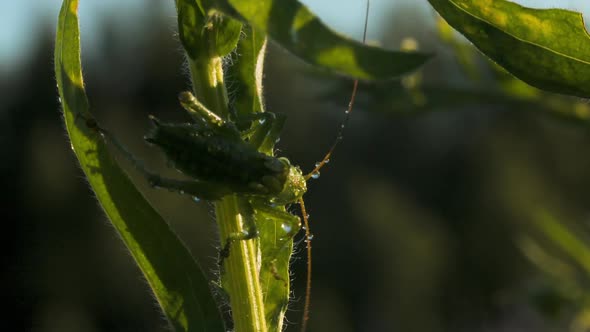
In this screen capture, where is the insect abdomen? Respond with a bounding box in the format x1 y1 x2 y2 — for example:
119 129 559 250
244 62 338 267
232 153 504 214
145 119 288 195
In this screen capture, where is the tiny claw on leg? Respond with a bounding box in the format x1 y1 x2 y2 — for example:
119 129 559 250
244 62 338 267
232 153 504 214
218 228 259 270
218 238 232 270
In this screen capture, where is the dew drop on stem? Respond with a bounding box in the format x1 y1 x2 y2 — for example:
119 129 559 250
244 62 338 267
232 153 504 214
281 223 292 233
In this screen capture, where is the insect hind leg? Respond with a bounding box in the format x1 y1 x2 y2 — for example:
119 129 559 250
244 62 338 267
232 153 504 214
248 112 286 154
178 91 224 127
95 121 231 200
218 198 259 268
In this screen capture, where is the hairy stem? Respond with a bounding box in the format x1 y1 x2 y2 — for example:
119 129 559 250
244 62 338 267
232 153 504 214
188 56 267 332
189 58 229 119
216 196 267 332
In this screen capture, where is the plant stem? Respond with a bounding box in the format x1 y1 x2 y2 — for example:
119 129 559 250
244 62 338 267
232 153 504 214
189 58 229 119
188 56 267 332
216 196 267 332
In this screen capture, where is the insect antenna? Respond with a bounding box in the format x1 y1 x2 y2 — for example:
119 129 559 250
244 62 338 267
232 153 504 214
298 197 312 332
300 3 371 332
304 0 371 181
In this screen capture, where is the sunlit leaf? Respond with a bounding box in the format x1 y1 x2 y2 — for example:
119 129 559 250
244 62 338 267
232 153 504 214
218 0 431 79
429 0 590 97
227 25 267 119
55 1 224 331
256 206 294 332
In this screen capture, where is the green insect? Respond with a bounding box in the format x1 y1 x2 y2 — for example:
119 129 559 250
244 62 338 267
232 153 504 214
151 92 307 203
94 91 310 250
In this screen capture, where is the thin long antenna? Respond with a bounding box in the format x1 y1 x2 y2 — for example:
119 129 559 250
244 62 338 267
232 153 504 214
298 198 312 332
304 0 370 181
300 3 371 332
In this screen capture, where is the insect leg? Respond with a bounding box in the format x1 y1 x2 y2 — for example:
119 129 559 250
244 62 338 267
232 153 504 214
146 176 230 200
178 91 224 127
249 112 286 154
97 124 231 200
218 198 259 267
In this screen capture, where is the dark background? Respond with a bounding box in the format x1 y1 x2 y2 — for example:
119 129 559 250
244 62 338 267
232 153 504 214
3 2 590 332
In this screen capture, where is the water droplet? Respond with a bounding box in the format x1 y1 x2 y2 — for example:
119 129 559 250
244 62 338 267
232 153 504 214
179 190 185 195
325 159 330 164
315 162 321 167
301 226 306 230
275 137 281 143
311 172 320 179
281 223 292 233
306 214 310 219
340 124 345 129
344 110 350 114
192 196 201 203
58 97 62 104
307 234 314 241
258 118 266 124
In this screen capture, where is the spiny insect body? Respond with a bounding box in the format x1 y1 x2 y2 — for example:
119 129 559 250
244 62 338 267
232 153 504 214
145 109 306 205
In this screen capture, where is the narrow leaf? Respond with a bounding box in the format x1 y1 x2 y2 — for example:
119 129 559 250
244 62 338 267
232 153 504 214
55 1 224 331
428 0 590 98
256 211 293 332
219 0 431 79
227 25 267 118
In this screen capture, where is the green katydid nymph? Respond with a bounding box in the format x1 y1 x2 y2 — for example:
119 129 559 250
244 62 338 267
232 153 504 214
144 92 307 206
92 90 310 258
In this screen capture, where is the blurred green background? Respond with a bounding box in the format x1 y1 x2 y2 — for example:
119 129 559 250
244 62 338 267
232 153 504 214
4 0 590 331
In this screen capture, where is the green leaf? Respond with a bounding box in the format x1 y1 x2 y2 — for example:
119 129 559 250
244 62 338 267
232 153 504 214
177 0 242 59
219 0 431 79
256 210 293 332
227 25 267 118
55 1 224 331
428 0 590 98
